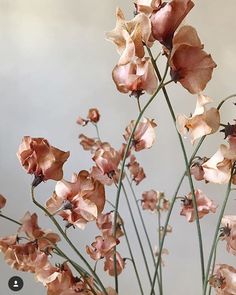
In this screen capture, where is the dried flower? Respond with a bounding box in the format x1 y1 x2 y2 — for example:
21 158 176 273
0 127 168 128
96 212 124 239
180 189 217 222
220 215 236 256
46 171 105 229
124 117 157 151
17 136 70 186
151 0 194 49
170 26 217 94
112 57 158 96
210 264 236 294
127 155 146 185
86 236 118 261
177 94 220 144
106 8 152 65
104 251 125 276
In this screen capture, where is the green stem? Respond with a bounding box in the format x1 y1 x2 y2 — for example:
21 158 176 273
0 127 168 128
126 175 156 266
147 46 205 289
113 58 170 294
122 224 144 295
157 210 163 295
93 123 101 141
0 213 22 226
207 237 220 295
121 183 156 293
31 186 108 295
203 167 234 294
217 94 236 110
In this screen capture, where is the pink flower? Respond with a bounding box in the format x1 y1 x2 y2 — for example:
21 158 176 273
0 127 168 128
202 145 233 184
77 108 100 126
127 155 146 185
210 264 236 294
221 216 236 256
190 156 209 181
135 0 160 15
91 143 122 185
142 190 158 211
79 134 102 153
180 189 217 222
124 117 157 151
170 26 217 94
104 251 125 276
17 136 70 186
18 212 60 251
151 0 194 49
0 194 6 209
86 236 118 261
106 8 152 65
96 212 124 239
112 57 158 96
46 171 105 229
177 94 220 144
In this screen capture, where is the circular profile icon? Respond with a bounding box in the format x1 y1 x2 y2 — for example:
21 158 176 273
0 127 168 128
8 276 24 291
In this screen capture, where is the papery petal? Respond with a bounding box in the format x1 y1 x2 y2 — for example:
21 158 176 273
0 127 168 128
0 194 6 209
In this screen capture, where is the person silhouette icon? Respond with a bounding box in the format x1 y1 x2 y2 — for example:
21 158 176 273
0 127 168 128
8 276 24 291
13 280 19 288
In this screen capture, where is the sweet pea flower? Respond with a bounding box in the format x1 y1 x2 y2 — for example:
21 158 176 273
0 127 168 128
91 143 122 185
151 0 194 49
18 212 60 251
46 171 105 229
142 190 158 211
177 94 220 144
190 156 209 181
135 0 160 15
170 26 217 94
124 117 157 151
79 134 102 154
106 7 152 65
86 235 118 261
220 215 236 256
104 251 125 276
127 155 146 185
210 264 236 294
0 194 6 209
180 189 217 222
77 108 100 126
202 145 234 184
96 212 124 239
112 57 158 96
17 136 70 186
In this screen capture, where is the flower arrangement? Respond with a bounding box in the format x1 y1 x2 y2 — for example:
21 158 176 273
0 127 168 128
1 1 236 294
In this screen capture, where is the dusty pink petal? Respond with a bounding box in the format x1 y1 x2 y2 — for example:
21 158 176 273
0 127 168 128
135 0 161 15
79 134 102 153
190 157 209 181
74 196 98 221
124 117 157 151
151 0 194 48
142 190 158 211
177 94 220 144
112 57 158 95
221 216 236 256
0 194 6 209
17 136 70 183
87 108 100 123
127 155 146 185
210 264 236 294
96 212 124 239
180 189 217 222
202 145 232 184
86 236 117 261
106 8 152 65
104 251 125 276
76 116 89 126
170 26 217 94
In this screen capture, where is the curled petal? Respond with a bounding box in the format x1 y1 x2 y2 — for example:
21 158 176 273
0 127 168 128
0 194 6 209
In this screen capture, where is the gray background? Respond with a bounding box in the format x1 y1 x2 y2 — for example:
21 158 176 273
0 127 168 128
0 0 236 294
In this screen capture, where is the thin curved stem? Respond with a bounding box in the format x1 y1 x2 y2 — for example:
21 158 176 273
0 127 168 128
121 183 156 293
157 210 163 295
126 174 156 265
217 94 236 110
0 213 22 226
112 58 170 294
207 237 220 295
203 166 234 294
147 46 205 290
122 224 144 295
31 186 108 295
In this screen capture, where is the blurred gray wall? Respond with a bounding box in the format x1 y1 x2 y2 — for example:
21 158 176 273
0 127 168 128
0 0 236 294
